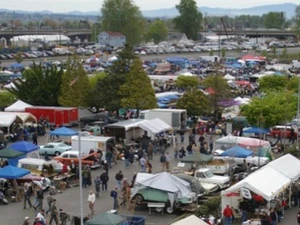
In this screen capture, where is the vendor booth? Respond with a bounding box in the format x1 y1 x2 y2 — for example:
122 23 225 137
138 118 172 138
104 119 145 143
0 114 22 133
221 166 291 219
0 112 37 124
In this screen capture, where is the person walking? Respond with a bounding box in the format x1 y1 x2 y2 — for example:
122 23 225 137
160 153 167 171
59 209 69 225
223 204 233 225
87 190 96 215
139 156 146 173
36 209 46 225
35 186 44 211
100 171 109 191
115 171 123 191
165 152 171 172
94 176 101 197
124 148 130 168
46 195 53 215
103 160 109 175
146 160 152 173
110 187 118 210
49 199 58 225
32 132 38 145
147 142 153 160
174 142 179 159
22 217 30 225
23 183 32 209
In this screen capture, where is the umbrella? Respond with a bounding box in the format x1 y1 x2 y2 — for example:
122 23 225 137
10 141 39 153
0 148 25 158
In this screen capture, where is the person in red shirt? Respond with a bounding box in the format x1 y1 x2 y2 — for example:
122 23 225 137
223 204 233 225
62 163 68 174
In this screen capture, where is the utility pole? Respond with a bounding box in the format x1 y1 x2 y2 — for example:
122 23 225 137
59 18 62 45
296 77 300 149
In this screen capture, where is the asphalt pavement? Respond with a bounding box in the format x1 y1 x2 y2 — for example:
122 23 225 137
0 132 182 225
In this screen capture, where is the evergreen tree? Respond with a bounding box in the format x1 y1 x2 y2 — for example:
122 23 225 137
119 58 157 110
9 63 63 106
58 55 90 107
89 45 137 111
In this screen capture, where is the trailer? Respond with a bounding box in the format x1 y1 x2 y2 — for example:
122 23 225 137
71 136 115 158
139 108 187 131
25 106 78 126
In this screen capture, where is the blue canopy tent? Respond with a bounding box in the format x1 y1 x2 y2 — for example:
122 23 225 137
0 165 30 179
9 141 40 166
0 166 30 202
220 146 253 158
10 141 39 152
243 127 269 134
50 127 78 136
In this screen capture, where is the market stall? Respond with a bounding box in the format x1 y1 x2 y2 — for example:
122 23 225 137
104 119 145 143
221 166 291 216
138 118 172 138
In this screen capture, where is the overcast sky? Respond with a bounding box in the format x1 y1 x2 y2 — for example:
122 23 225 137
1 0 299 12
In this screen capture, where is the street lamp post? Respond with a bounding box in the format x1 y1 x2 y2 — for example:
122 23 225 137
296 77 300 149
78 132 84 225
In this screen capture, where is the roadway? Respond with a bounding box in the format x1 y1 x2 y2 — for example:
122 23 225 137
1 47 300 67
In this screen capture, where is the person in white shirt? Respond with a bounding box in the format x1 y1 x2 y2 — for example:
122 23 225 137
36 209 46 224
87 190 96 215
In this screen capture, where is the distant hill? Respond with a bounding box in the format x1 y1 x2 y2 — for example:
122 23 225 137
142 3 298 18
0 3 297 19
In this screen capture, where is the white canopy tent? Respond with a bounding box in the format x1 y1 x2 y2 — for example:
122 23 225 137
5 100 33 112
0 112 36 124
0 114 22 133
266 154 300 181
139 118 172 136
221 167 291 210
171 215 208 225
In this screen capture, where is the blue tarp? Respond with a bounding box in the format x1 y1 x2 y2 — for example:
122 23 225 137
0 165 30 179
220 146 253 158
243 127 269 134
50 127 78 136
10 141 39 153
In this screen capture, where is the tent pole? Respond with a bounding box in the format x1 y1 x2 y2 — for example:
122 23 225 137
289 182 292 208
78 132 84 225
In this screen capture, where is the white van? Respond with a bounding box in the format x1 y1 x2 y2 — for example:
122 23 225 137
18 158 63 175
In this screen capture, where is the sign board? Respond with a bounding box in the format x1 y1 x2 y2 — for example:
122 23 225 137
241 187 252 199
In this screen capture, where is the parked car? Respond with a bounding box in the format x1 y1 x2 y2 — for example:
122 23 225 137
54 151 101 169
173 173 205 197
194 168 230 190
39 142 72 155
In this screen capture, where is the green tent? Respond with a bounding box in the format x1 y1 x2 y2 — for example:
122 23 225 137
86 213 126 225
180 152 213 164
0 148 25 158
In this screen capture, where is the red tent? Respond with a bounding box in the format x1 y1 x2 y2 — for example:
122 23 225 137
205 87 216 95
241 54 266 61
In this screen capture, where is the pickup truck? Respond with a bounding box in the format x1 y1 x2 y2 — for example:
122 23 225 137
54 151 101 169
194 168 230 190
200 182 220 195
